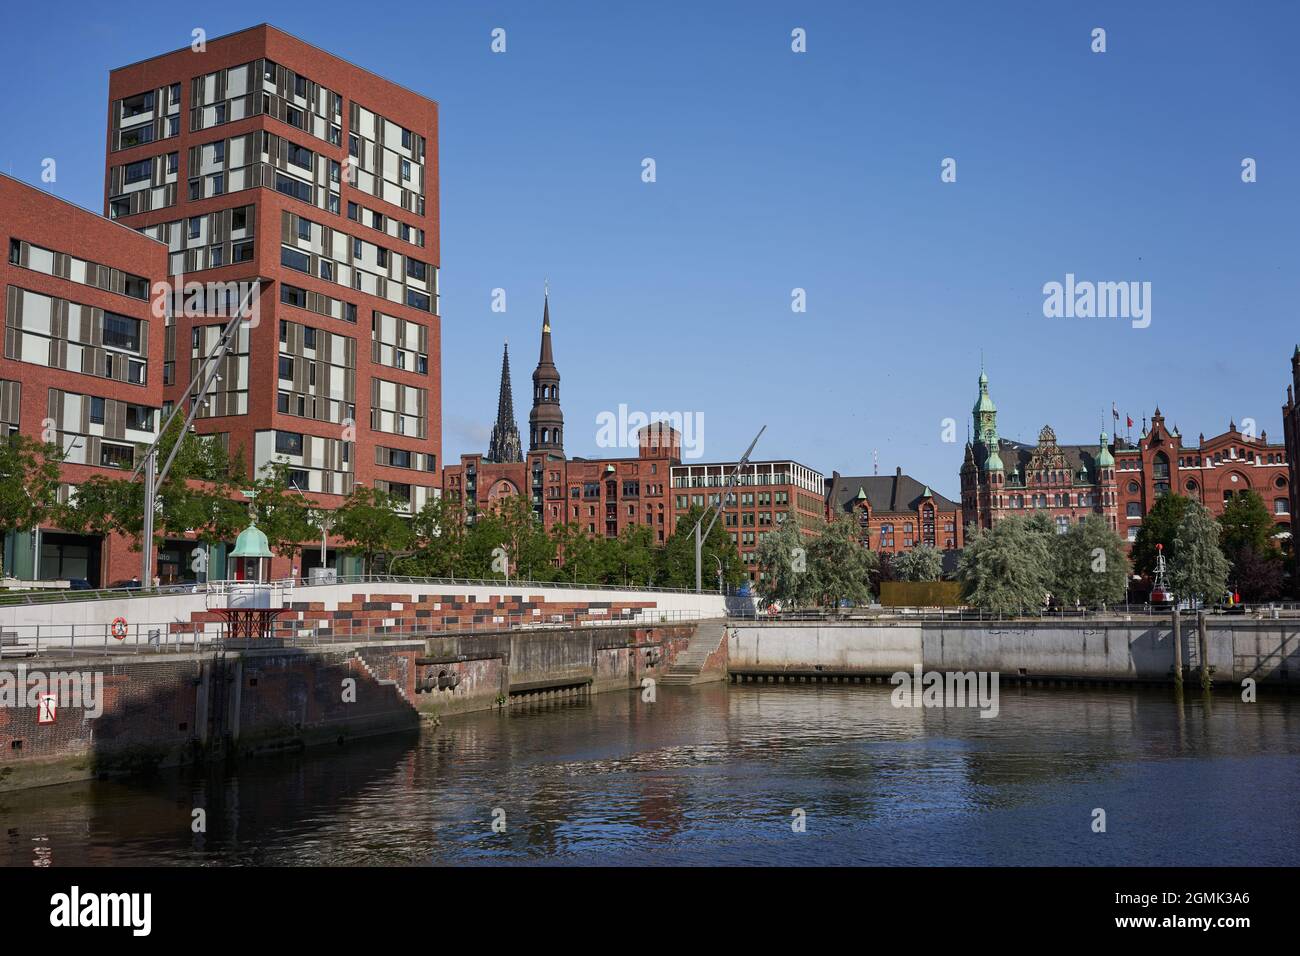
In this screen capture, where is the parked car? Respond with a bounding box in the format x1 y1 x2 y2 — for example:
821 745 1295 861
106 579 142 591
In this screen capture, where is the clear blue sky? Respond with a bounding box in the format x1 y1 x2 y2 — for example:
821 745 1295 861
2 1 1297 498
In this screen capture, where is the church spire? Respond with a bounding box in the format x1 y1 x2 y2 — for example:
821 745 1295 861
530 288 564 454
486 342 523 463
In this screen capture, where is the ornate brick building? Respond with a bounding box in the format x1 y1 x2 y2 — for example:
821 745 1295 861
1117 409 1290 546
825 468 963 554
960 368 1120 534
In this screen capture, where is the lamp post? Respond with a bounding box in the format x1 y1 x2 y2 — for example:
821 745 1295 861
692 426 765 593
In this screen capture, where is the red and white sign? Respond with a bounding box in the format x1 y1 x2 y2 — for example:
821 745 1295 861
37 693 57 725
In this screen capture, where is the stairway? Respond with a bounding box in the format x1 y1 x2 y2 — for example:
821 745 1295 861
657 627 725 686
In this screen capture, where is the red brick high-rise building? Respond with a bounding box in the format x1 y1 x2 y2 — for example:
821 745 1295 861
1 174 168 585
106 24 441 577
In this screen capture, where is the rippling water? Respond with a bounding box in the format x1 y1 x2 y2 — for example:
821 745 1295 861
3 682 1298 866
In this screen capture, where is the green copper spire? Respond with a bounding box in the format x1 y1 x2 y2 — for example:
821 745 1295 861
973 367 998 446
1096 431 1114 468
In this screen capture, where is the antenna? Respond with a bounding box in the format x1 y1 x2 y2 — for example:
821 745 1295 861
872 448 878 476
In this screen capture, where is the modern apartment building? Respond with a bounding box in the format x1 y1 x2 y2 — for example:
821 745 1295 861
671 459 826 583
106 24 441 576
0 174 167 585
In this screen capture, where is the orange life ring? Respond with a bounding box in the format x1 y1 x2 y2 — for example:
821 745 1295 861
110 617 128 640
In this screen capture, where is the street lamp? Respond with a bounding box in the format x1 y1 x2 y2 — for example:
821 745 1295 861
691 426 765 593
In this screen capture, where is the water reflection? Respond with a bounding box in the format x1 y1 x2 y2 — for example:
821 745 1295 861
2 683 1297 866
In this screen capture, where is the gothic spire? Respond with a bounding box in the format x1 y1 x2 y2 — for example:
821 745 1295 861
486 342 524 463
530 288 564 454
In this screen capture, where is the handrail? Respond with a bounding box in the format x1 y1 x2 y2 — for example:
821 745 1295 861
0 573 745 606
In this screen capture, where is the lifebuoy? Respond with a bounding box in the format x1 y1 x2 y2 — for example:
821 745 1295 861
110 617 128 640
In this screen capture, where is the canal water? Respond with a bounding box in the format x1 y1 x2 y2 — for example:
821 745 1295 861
3 682 1298 866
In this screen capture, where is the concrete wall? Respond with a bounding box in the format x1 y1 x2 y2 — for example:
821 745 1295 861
730 619 1300 685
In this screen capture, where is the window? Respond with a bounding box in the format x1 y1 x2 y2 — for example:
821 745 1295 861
406 289 430 311
320 261 333 281
275 431 303 455
401 158 411 181
188 216 202 239
277 391 289 413
89 397 105 425
406 259 427 281
348 134 359 157
294 75 307 98
401 128 412 149
102 313 141 352
347 201 358 221
119 125 154 149
125 405 153 432
286 143 313 169
297 218 313 240
100 443 133 469
303 327 317 350
211 141 225 163
288 469 309 490
233 241 254 263
278 356 293 380
281 246 310 272
274 173 312 203
167 152 179 174
391 449 411 468
211 174 224 195
1126 502 1143 518
281 284 307 308
209 245 224 267
123 159 152 184
122 91 153 117
1276 498 1290 515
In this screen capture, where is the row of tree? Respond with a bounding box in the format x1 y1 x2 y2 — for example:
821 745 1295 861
0 424 753 586
1131 491 1284 602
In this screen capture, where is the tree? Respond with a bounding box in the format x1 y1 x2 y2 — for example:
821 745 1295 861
1051 516 1130 606
400 494 467 577
808 516 876 607
1218 491 1276 556
1130 494 1190 577
890 544 943 582
754 519 818 607
1218 491 1283 602
60 418 247 576
1169 499 1230 605
613 524 658 587
0 434 64 578
1229 544 1283 602
659 506 743 590
958 517 1052 615
333 486 413 575
491 494 555 581
249 463 315 573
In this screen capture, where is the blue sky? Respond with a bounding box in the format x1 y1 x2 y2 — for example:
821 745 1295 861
2 1 1297 497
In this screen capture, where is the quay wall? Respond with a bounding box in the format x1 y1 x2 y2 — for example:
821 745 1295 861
729 619 1299 685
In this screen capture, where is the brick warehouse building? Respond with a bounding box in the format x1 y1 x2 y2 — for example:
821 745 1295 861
106 24 441 578
0 174 168 585
443 296 679 549
1114 408 1290 548
443 297 826 584
825 467 963 554
960 368 1121 534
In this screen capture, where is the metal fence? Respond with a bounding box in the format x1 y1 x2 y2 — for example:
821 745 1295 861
0 608 718 659
726 602 1300 624
0 574 743 607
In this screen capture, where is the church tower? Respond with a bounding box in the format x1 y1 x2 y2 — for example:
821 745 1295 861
529 291 564 454
485 342 523 463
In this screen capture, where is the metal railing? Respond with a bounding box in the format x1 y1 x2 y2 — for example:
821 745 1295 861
0 573 743 606
727 602 1300 623
0 608 718 659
